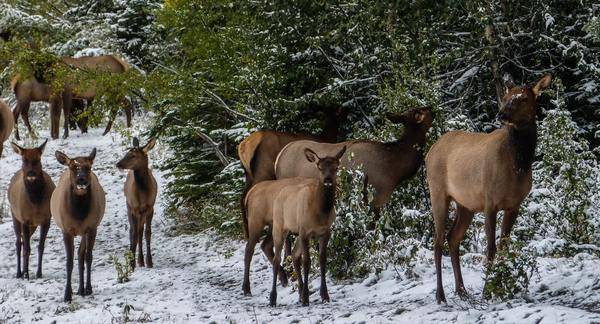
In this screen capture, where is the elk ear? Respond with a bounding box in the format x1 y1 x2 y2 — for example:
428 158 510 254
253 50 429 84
143 138 157 153
532 74 552 97
503 74 516 93
37 138 48 153
88 148 97 163
132 137 140 148
334 146 346 160
55 151 70 166
386 112 405 124
11 142 23 155
304 148 319 163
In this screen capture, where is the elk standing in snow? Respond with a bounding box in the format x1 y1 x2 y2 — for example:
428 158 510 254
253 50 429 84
116 137 158 269
244 146 346 306
8 140 55 279
425 74 551 303
51 148 106 302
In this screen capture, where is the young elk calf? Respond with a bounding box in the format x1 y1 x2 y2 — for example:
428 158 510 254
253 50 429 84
244 146 346 306
116 137 157 268
51 149 106 302
425 74 551 303
8 140 55 279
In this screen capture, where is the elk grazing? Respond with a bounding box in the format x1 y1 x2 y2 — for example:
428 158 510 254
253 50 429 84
425 74 552 303
8 140 55 279
116 137 158 269
244 146 346 306
11 54 132 139
0 99 14 157
51 148 106 302
275 106 433 217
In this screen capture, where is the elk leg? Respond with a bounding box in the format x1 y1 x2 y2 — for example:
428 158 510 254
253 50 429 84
269 234 284 307
22 223 32 280
448 205 474 298
243 229 260 296
36 220 50 278
260 232 288 287
13 102 22 140
85 229 97 296
292 238 303 303
300 236 311 306
20 101 32 136
319 231 331 303
128 210 137 270
145 210 154 268
284 234 292 269
77 236 87 296
431 194 449 304
62 91 72 139
484 209 498 263
499 209 518 250
124 99 133 128
50 98 61 139
13 217 23 278
137 218 145 267
102 107 117 136
63 232 75 302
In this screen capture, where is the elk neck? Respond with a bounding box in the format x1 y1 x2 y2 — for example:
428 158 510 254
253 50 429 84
133 165 151 192
316 181 336 218
24 175 46 205
70 186 92 220
393 123 427 151
506 122 537 175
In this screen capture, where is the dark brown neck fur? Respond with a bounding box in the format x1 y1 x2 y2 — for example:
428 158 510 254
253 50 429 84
70 187 92 220
24 177 46 205
318 183 336 217
507 123 537 174
133 166 150 192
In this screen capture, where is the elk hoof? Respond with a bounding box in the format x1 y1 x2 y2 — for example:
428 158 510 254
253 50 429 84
320 290 330 303
64 289 72 303
278 270 289 287
23 271 29 280
36 270 42 279
436 290 447 304
77 287 85 296
269 291 277 307
146 258 153 268
16 270 22 279
85 286 93 296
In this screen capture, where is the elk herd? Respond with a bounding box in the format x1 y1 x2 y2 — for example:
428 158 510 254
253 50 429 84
0 56 552 308
240 74 552 306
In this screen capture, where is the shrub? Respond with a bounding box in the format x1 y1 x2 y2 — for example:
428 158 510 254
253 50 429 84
483 240 537 301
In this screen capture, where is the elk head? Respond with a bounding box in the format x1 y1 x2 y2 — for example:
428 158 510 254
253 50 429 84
497 74 552 128
304 146 347 188
12 139 48 184
386 106 434 129
116 137 156 170
56 148 97 196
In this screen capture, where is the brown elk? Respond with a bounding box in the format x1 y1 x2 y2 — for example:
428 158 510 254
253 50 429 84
244 146 346 306
0 99 15 157
425 74 551 303
11 54 132 139
116 137 158 269
8 140 55 279
275 106 433 217
238 105 347 284
51 148 106 302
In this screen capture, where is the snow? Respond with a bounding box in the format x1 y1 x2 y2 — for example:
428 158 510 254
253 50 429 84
0 116 598 323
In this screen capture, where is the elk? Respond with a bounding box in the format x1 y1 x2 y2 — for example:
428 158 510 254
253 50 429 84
11 54 132 139
244 146 346 306
238 105 347 284
0 99 14 157
51 148 106 302
8 140 55 279
275 106 433 217
116 137 158 269
425 74 551 303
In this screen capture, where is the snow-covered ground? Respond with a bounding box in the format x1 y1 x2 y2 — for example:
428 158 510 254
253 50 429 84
0 113 598 323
